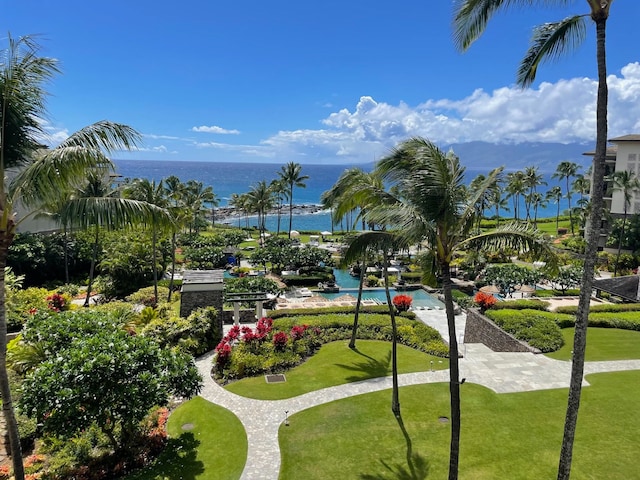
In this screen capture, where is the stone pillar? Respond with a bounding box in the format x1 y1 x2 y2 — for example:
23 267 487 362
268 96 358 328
234 302 240 325
256 301 264 319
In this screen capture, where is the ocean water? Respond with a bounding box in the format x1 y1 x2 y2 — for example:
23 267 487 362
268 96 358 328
113 159 574 232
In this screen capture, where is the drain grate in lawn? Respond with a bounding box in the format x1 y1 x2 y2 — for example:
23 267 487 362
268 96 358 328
265 374 286 383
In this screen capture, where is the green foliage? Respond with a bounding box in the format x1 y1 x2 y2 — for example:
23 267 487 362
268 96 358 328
550 264 584 293
555 303 640 314
551 310 640 330
268 304 416 319
125 285 171 306
366 274 380 287
533 289 581 298
249 237 333 272
99 229 171 298
491 299 550 311
18 309 202 450
560 235 586 253
142 306 222 355
7 232 93 286
607 215 640 252
483 263 541 297
485 309 567 352
183 244 226 269
7 287 50 332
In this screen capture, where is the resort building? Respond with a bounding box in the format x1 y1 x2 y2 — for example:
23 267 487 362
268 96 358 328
585 134 640 250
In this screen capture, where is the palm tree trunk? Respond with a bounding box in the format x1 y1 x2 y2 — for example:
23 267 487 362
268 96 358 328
442 263 461 480
349 256 366 349
382 250 400 416
63 226 69 284
168 231 177 302
0 229 26 480
288 186 293 238
557 15 608 480
152 224 159 305
84 225 100 307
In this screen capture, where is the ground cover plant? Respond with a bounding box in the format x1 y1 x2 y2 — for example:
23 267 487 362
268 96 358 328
225 339 449 400
278 371 640 479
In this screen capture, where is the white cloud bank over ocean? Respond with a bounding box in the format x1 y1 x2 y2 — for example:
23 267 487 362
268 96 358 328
107 62 640 164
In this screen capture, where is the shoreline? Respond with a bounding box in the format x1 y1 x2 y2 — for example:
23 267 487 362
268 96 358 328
215 204 326 222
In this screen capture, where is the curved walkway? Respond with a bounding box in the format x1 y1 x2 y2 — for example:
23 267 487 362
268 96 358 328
195 339 640 480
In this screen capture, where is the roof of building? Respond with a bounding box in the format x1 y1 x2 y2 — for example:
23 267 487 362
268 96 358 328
609 134 640 142
593 275 639 302
582 146 617 157
182 269 224 284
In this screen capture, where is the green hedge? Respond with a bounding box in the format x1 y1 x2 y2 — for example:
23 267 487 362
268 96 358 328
280 274 333 286
533 289 581 298
491 299 550 311
268 305 416 319
553 311 640 330
273 313 449 357
555 303 640 315
484 309 567 352
400 271 422 281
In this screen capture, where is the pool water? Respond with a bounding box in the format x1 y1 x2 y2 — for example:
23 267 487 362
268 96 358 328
332 268 362 289
319 288 444 309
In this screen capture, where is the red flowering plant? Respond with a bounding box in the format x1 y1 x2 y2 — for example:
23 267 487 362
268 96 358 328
392 294 413 312
214 340 232 369
290 324 308 340
272 331 289 351
474 291 498 313
46 292 68 312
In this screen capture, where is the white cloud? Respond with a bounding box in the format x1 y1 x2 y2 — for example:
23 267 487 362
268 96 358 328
257 62 640 163
192 125 241 135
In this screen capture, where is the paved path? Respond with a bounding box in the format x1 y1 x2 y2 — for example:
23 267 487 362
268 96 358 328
194 311 640 479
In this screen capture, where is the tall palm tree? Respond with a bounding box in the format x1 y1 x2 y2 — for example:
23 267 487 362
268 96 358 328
488 183 509 227
553 161 580 234
0 35 145 478
546 185 564 232
321 167 390 348
368 137 555 480
524 166 547 221
184 180 216 233
269 178 287 236
572 173 591 209
454 2 613 478
246 180 275 241
609 170 640 276
163 175 188 301
123 178 169 304
278 161 309 238
505 170 525 220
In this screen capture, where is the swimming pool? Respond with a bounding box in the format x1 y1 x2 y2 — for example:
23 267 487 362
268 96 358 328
319 288 444 309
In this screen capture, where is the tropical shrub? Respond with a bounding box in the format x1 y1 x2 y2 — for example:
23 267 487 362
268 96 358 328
125 286 171 306
268 304 416 319
485 309 566 352
392 294 413 312
473 291 497 312
491 299 550 311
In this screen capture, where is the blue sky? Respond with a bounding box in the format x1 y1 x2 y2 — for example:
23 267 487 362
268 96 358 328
4 0 640 164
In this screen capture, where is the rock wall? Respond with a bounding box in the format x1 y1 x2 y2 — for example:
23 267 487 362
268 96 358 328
464 308 541 353
180 290 223 318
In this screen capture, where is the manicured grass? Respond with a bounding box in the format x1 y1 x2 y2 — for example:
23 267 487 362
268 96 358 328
545 327 640 361
225 340 448 400
279 371 640 479
126 397 247 480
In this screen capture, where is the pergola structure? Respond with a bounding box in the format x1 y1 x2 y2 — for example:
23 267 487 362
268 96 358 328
225 291 271 324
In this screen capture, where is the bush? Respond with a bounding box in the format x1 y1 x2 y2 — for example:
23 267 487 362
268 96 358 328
126 286 171 306
555 303 640 314
533 289 581 298
492 299 550 311
268 305 416 319
485 309 567 352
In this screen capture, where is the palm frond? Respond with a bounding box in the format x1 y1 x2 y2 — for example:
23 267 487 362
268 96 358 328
517 15 587 87
342 231 403 266
55 120 142 153
453 0 511 51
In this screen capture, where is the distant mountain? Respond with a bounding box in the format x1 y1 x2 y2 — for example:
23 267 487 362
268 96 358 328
444 141 592 173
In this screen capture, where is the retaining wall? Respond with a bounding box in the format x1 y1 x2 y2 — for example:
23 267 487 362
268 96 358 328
464 308 541 353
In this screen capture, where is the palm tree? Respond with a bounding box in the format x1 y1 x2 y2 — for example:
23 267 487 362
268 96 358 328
609 170 640 276
546 186 564 232
488 183 509 227
0 35 146 478
278 161 309 238
183 180 216 233
553 161 580 234
246 180 275 241
321 168 390 348
572 173 591 207
454 2 613 478
269 178 287 236
368 137 555 480
505 170 526 220
163 175 187 301
123 178 169 304
524 166 547 221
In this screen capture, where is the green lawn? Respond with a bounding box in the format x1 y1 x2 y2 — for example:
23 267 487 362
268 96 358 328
224 340 449 400
545 327 640 361
125 397 247 480
279 371 640 479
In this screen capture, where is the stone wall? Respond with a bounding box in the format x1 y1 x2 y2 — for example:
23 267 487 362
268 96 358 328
180 290 223 318
464 308 541 353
